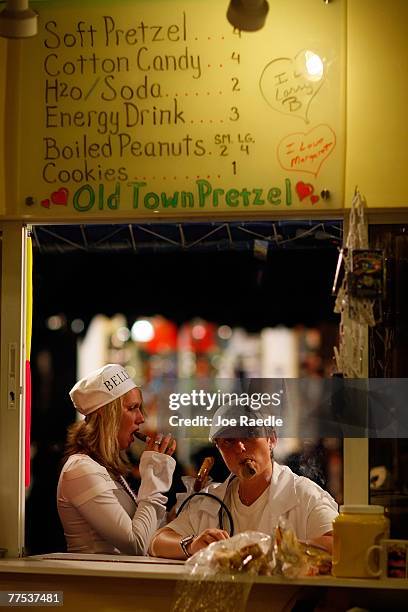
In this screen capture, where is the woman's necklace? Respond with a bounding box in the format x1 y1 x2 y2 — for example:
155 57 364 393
119 475 138 504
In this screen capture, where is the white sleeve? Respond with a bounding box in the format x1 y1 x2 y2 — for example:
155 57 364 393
307 502 338 538
60 461 114 506
161 502 197 538
137 451 176 505
76 492 166 555
174 476 196 511
298 478 338 539
60 458 166 555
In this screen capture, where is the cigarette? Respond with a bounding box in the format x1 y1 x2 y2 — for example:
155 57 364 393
241 459 257 479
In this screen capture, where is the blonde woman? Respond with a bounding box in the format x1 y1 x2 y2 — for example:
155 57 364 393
57 364 176 555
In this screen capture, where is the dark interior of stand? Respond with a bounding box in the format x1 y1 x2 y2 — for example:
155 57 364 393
26 219 407 551
26 219 344 553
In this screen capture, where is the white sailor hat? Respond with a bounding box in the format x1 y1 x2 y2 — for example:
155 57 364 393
69 364 138 416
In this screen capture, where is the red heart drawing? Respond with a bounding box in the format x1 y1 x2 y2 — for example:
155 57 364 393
41 199 50 208
296 181 314 201
311 195 319 204
51 188 69 205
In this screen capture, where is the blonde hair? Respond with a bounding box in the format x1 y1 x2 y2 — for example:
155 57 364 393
64 397 132 477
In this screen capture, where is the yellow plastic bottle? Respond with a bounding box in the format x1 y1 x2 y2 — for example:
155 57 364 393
332 505 390 578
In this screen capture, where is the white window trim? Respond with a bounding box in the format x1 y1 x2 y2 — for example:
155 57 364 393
0 221 27 557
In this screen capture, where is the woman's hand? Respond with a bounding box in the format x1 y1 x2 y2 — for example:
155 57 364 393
146 433 176 456
189 528 230 556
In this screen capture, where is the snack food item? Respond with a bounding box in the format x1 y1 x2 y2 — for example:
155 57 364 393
299 542 332 576
211 542 271 575
185 531 274 578
194 457 215 492
184 525 332 580
274 523 332 577
133 431 148 443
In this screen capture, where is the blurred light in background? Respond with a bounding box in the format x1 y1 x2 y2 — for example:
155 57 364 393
131 319 155 343
218 324 232 340
125 365 137 379
117 326 130 342
46 315 66 331
191 323 206 340
70 318 84 334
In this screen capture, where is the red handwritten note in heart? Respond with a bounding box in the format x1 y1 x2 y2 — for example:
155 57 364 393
278 125 336 177
51 188 69 205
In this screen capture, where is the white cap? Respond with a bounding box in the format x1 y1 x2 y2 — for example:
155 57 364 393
209 401 276 441
69 364 138 416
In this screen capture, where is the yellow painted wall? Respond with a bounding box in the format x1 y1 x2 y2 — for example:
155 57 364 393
345 0 408 208
2 0 346 220
0 38 6 216
0 0 407 216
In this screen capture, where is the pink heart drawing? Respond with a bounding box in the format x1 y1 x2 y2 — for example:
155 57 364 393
277 124 336 177
41 199 50 208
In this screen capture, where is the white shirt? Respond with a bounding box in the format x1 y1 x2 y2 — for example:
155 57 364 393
57 452 175 555
227 479 270 534
163 462 338 541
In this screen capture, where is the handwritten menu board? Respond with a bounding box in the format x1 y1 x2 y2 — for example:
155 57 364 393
7 0 345 219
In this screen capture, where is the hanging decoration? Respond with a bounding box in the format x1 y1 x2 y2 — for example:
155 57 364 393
333 189 378 377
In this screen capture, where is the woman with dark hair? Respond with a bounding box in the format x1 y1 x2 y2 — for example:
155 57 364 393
57 364 176 555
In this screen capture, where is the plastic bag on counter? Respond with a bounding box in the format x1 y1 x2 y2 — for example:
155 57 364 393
182 521 331 581
273 520 308 578
171 532 271 612
185 531 275 578
274 519 332 578
171 526 332 612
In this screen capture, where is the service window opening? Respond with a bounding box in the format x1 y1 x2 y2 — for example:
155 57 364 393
26 220 343 555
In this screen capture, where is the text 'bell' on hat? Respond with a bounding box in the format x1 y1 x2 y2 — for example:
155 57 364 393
69 364 138 415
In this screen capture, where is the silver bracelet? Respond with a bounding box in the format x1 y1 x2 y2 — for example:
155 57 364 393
180 534 195 558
